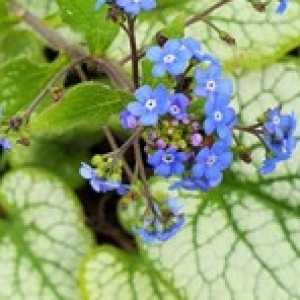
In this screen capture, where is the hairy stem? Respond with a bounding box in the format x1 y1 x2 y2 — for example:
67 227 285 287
116 126 144 155
133 139 157 215
127 17 140 89
185 0 233 26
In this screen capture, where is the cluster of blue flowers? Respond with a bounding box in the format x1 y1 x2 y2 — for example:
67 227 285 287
95 0 156 15
122 37 236 192
85 0 293 244
260 108 296 174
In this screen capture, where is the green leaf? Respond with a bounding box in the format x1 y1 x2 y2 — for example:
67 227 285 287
8 139 88 188
80 61 300 299
30 82 131 140
0 56 67 119
112 0 300 71
0 29 46 63
55 0 119 55
79 246 184 300
0 168 94 299
160 16 184 39
187 0 300 71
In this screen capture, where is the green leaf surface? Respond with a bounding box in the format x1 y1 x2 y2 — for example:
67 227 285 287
80 61 300 299
0 30 46 63
30 82 131 140
0 57 67 119
0 168 93 299
111 0 300 72
79 246 184 300
8 139 88 188
187 0 300 70
55 0 119 55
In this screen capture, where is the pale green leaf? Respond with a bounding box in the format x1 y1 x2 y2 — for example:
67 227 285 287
79 246 184 300
0 168 94 300
111 0 300 71
80 61 300 300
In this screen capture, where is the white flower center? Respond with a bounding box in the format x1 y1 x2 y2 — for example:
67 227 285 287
206 155 217 166
145 98 157 111
170 104 180 114
272 115 281 125
206 80 216 91
214 110 223 122
162 153 175 164
163 54 176 64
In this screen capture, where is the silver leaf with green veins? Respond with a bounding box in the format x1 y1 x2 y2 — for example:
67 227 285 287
79 62 300 299
0 168 93 300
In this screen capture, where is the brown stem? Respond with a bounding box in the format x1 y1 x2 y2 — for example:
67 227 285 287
10 0 85 59
103 127 136 182
185 0 233 27
0 203 7 220
133 139 157 215
127 17 140 89
116 126 143 155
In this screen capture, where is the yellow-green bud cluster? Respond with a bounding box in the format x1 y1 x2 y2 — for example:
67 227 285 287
91 154 122 181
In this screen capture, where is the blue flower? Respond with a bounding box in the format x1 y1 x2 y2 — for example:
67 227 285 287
79 163 128 195
148 147 187 178
146 39 191 77
203 94 236 143
264 108 295 140
259 157 281 175
0 138 11 151
180 38 205 61
194 63 233 99
190 141 232 190
135 198 185 243
120 109 138 129
116 0 156 15
259 110 297 174
168 93 189 121
127 85 169 126
276 0 288 14
95 0 106 10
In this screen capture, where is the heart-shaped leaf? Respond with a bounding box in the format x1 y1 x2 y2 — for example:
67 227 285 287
0 168 94 299
79 61 300 299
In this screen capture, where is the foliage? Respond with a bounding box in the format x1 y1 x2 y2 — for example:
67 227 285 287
0 0 299 299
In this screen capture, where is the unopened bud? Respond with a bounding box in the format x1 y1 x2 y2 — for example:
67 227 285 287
219 31 236 46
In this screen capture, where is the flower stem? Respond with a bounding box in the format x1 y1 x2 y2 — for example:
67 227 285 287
127 16 140 89
133 138 157 215
103 126 135 182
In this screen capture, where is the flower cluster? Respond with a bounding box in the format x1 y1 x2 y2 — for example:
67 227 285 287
80 156 128 195
95 0 156 15
259 108 296 174
122 37 236 192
